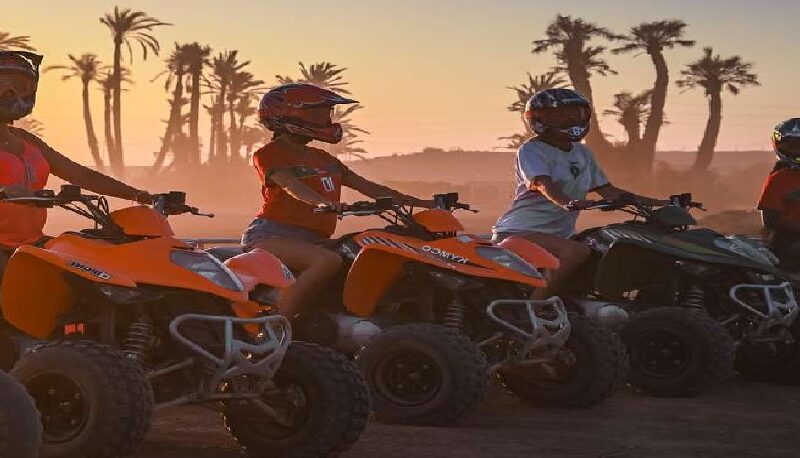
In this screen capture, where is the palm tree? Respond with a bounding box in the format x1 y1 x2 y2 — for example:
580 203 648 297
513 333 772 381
205 50 249 162
98 68 132 169
327 105 370 159
100 6 171 176
14 117 44 136
45 54 105 170
182 42 211 165
227 71 265 161
277 61 351 94
240 125 269 157
603 90 652 148
676 47 760 172
532 15 622 153
614 20 695 172
0 31 35 51
497 133 530 151
507 71 569 136
152 43 192 171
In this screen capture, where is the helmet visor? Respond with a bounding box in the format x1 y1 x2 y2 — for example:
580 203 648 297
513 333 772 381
778 137 800 157
0 72 36 98
532 105 591 129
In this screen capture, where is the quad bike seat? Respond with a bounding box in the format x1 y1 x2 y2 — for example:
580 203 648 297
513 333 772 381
206 246 246 262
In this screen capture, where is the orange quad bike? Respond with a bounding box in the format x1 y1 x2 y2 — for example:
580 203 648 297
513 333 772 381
212 193 626 426
0 186 369 458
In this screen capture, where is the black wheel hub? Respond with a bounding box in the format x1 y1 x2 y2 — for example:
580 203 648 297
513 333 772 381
242 381 310 439
28 372 89 444
631 329 692 378
374 350 443 407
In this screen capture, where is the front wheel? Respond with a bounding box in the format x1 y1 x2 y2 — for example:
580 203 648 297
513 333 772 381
497 315 626 407
0 370 41 458
223 342 369 458
621 307 735 397
11 340 154 458
356 324 490 426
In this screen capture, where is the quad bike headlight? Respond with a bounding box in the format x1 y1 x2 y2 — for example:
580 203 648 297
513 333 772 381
476 247 542 278
170 250 244 292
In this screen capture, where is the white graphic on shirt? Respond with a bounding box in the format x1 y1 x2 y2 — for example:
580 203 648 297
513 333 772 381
320 176 335 193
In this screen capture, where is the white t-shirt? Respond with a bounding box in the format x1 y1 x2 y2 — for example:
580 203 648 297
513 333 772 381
493 139 609 238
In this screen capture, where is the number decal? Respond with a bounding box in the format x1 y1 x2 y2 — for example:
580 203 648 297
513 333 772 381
321 176 335 193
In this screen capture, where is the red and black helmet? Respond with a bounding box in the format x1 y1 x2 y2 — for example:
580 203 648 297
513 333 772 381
258 83 357 144
773 118 800 169
0 51 42 121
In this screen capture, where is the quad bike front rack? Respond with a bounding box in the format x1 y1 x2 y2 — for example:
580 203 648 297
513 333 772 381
484 297 571 369
729 282 798 338
152 314 291 410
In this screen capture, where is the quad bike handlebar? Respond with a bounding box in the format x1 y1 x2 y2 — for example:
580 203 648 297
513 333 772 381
565 192 704 215
314 192 477 217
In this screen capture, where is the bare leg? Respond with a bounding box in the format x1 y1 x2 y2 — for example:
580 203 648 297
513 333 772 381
251 237 342 318
515 232 591 300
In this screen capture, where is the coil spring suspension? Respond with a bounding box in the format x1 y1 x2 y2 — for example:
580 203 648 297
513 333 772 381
443 301 465 329
123 315 156 363
682 285 705 308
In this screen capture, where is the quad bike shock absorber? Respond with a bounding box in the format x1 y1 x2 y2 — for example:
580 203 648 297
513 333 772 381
442 300 465 330
123 314 156 364
682 285 705 308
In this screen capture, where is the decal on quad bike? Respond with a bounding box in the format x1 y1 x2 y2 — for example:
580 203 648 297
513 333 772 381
360 235 417 252
67 260 112 280
421 245 469 264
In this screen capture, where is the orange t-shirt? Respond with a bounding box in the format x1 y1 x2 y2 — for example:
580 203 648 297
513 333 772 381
0 136 51 249
253 141 349 237
757 167 800 225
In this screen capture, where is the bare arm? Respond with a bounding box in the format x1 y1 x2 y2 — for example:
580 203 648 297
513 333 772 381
594 184 669 207
342 170 433 207
529 176 576 208
41 148 149 202
270 170 336 207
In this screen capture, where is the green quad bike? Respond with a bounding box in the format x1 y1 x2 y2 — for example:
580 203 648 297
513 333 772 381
0 370 40 458
564 193 798 396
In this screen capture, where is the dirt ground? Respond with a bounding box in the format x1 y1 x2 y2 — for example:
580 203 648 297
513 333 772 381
136 377 800 458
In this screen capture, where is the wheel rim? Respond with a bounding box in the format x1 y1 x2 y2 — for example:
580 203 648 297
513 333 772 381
373 350 443 407
630 328 692 379
243 381 311 439
27 372 89 444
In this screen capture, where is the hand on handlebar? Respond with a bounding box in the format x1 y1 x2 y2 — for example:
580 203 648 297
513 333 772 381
315 202 347 213
563 199 596 211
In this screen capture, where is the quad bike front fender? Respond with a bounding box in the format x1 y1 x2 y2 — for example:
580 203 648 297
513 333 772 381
344 247 408 317
1 245 137 339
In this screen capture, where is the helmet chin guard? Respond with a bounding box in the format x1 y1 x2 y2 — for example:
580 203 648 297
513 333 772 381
0 51 42 122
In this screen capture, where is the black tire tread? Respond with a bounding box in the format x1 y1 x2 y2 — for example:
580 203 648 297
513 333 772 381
224 342 369 458
11 340 153 458
356 323 490 426
0 371 41 458
622 307 735 397
497 315 626 408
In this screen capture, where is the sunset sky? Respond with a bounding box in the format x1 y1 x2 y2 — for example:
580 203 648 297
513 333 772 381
7 0 800 165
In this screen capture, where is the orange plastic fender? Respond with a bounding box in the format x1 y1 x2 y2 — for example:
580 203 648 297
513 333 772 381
343 248 407 317
111 206 174 237
224 248 294 292
499 236 561 271
412 209 464 233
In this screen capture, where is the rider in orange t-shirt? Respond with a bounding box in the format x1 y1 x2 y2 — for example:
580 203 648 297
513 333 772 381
243 83 432 318
0 51 153 279
758 118 800 268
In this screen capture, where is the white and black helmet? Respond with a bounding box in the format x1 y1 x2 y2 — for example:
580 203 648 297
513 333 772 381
773 118 800 169
524 88 592 143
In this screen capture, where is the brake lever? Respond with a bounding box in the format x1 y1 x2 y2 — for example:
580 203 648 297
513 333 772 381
189 207 215 218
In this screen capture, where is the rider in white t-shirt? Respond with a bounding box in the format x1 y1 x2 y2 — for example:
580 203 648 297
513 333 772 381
493 88 666 299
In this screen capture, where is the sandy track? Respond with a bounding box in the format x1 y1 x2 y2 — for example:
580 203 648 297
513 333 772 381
136 378 800 458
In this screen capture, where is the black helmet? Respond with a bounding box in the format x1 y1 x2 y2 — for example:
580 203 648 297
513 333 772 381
773 118 800 169
524 88 592 143
0 51 42 121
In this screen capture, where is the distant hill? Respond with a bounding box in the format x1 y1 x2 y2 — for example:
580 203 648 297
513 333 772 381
347 149 773 185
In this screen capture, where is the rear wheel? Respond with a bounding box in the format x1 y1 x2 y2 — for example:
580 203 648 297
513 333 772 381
11 340 153 458
0 370 41 458
356 324 489 426
223 342 369 458
621 307 735 397
497 315 626 407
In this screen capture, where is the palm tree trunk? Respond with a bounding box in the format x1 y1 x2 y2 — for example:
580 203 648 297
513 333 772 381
228 101 240 161
208 108 217 162
111 37 124 177
81 82 104 171
103 87 115 168
694 91 723 172
189 69 201 165
153 69 186 172
215 92 228 161
641 51 669 174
